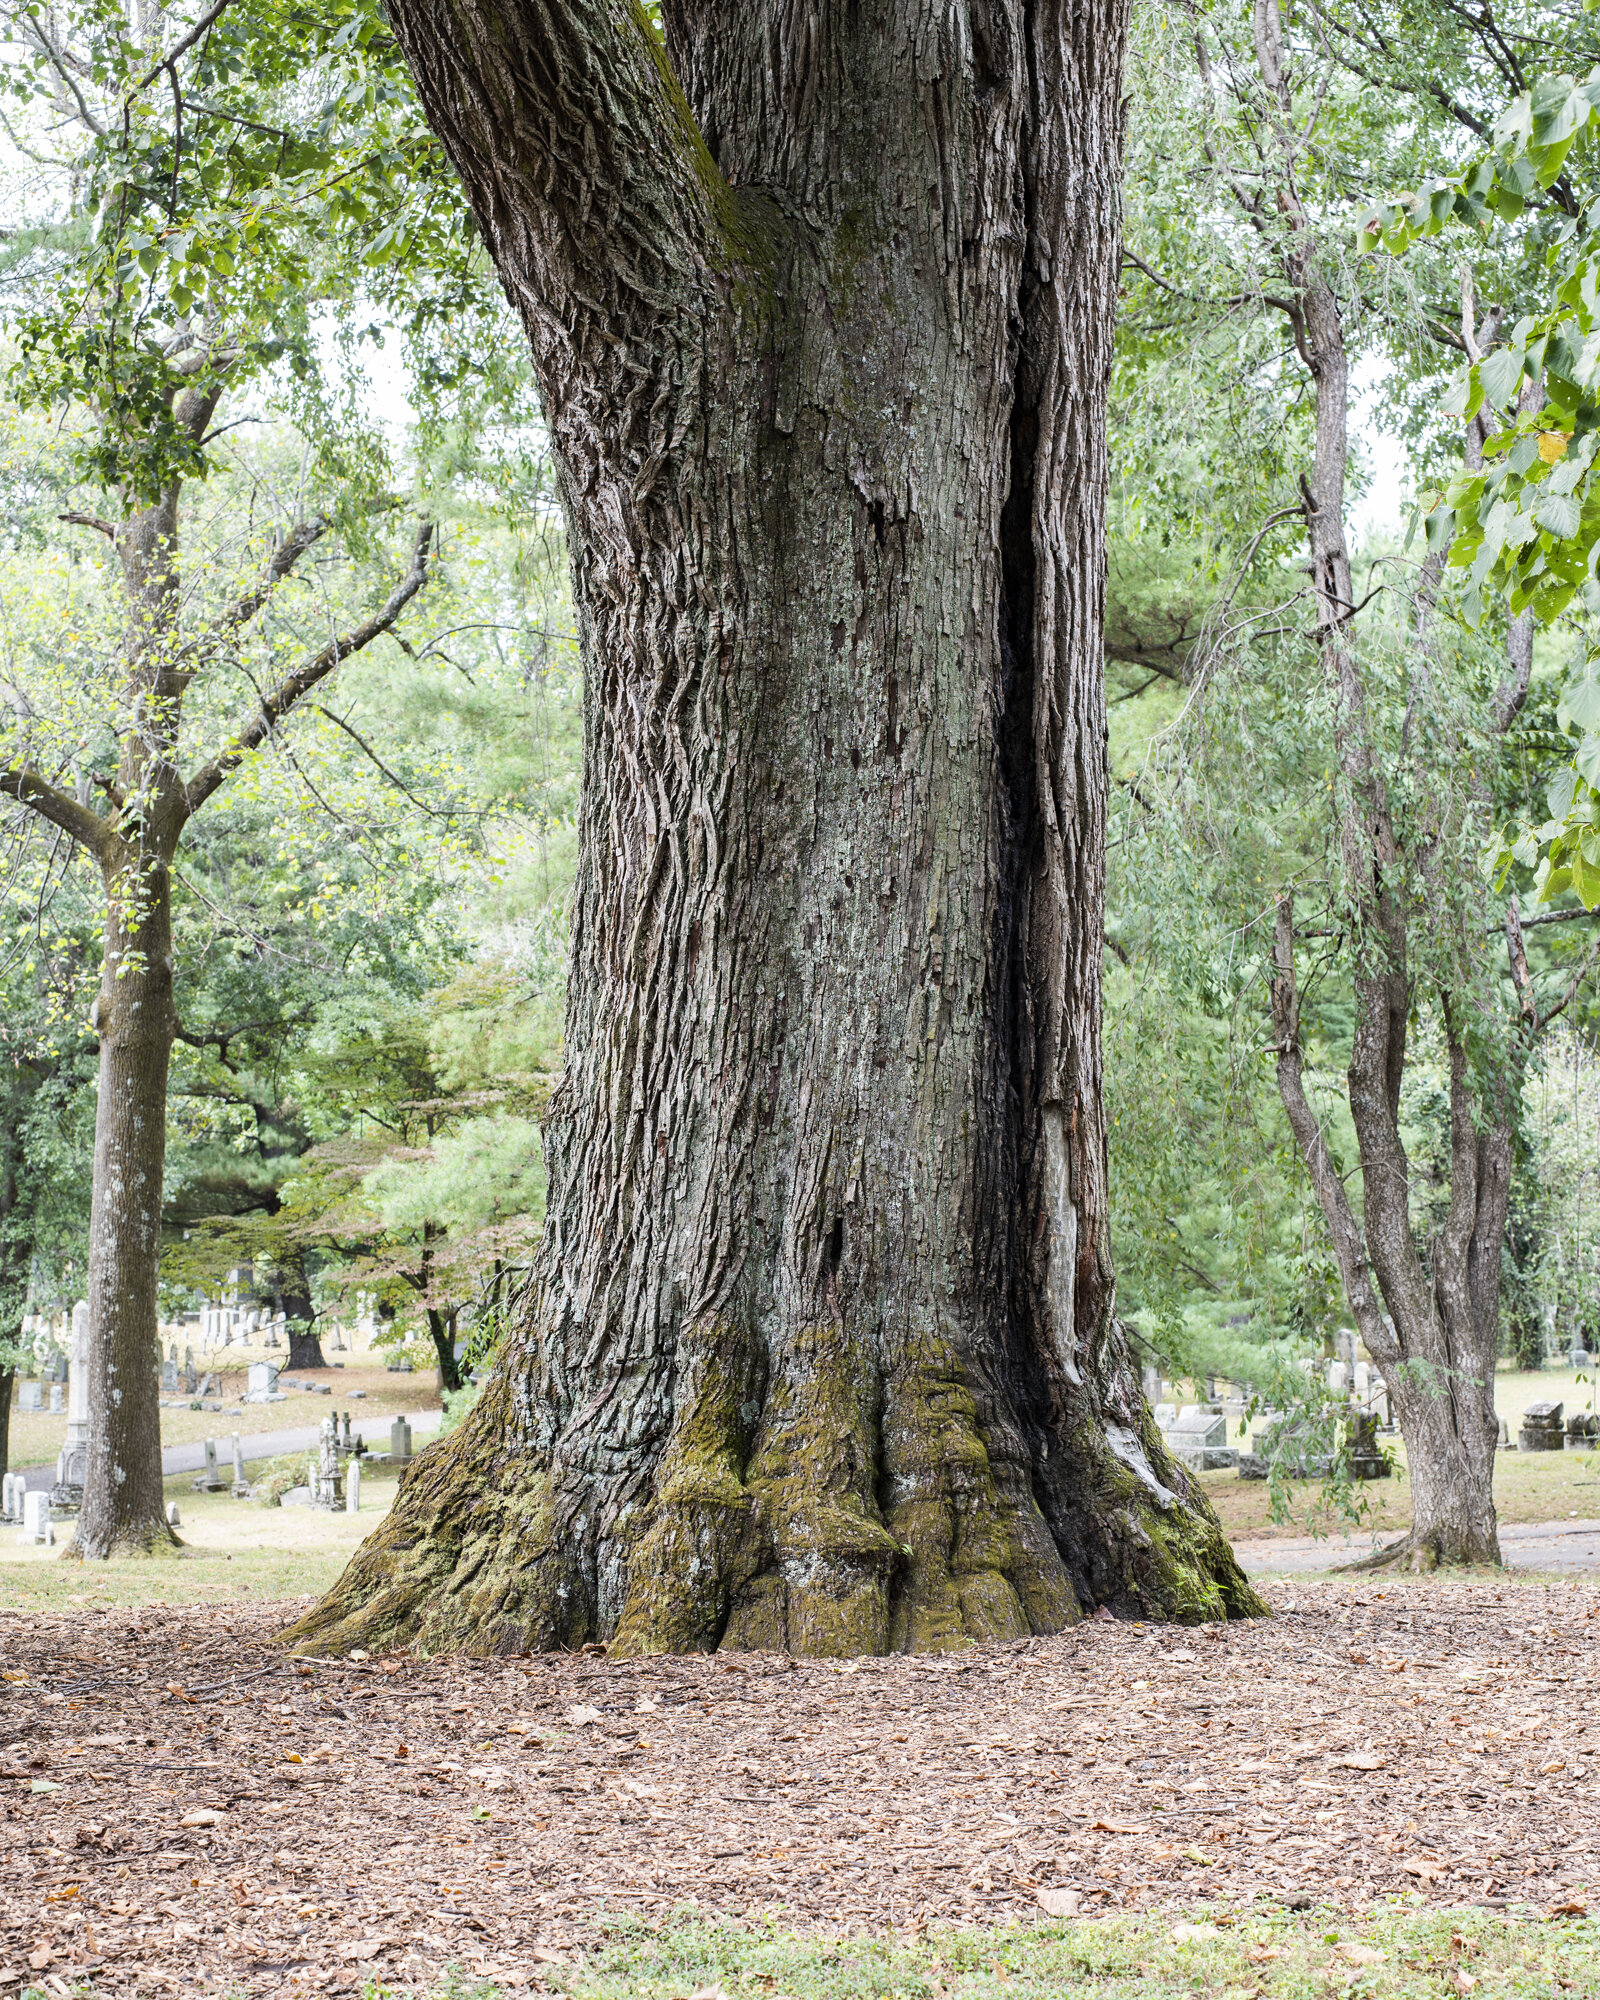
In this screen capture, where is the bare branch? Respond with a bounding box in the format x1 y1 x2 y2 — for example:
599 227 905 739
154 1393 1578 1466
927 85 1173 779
1271 893 1398 1364
131 0 237 94
59 511 116 541
184 521 433 818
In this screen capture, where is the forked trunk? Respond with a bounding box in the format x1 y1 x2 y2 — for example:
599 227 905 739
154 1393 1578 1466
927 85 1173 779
74 865 178 1557
289 0 1261 1657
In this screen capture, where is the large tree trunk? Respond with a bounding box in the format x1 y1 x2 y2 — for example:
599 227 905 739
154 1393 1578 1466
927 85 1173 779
289 0 1262 1658
75 860 178 1557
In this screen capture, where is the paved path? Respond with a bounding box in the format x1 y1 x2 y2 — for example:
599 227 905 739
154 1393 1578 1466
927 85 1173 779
16 1407 443 1491
1234 1515 1600 1574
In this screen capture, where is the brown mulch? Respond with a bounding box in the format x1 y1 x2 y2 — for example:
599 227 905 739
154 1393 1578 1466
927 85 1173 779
1 1576 1597 1994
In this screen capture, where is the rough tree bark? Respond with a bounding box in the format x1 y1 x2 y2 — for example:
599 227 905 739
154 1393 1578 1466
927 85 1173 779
290 0 1262 1659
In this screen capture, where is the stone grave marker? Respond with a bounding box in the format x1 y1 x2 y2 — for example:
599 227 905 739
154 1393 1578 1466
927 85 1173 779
19 1491 53 1546
245 1361 282 1403
389 1416 413 1463
48 1383 63 1413
182 1348 197 1395
193 1439 227 1493
312 1417 341 1510
346 1458 362 1514
1520 1401 1565 1453
18 1380 41 1413
231 1434 250 1496
1164 1409 1235 1470
161 1358 179 1394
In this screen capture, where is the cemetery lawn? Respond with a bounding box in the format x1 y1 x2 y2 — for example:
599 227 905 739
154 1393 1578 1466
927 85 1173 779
0 1461 405 1612
4 1362 441 1471
1 1577 1596 1996
1202 1436 1600 1542
511 1904 1593 2000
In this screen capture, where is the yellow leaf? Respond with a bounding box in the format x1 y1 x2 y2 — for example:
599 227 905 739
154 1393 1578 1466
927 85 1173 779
1538 431 1571 464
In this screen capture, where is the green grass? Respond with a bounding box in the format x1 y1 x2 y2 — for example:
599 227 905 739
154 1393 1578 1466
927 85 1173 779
380 1905 1600 1999
16 1904 1600 2000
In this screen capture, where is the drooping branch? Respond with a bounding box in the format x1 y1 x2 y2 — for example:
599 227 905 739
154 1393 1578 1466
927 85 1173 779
1270 894 1397 1364
179 515 330 665
184 520 433 818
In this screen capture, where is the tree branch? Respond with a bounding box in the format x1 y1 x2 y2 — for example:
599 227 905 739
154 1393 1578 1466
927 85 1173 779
0 766 115 861
184 521 433 818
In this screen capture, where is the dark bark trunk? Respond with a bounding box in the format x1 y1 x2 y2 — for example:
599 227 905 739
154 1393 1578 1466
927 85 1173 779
426 1303 462 1394
0 1369 12 1483
289 0 1262 1659
74 853 179 1557
276 1253 327 1372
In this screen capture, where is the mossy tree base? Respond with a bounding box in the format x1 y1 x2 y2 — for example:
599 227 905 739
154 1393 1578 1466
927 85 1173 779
288 1330 1262 1660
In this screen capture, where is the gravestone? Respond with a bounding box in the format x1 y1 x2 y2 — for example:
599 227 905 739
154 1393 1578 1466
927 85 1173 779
1141 1365 1161 1405
1497 1416 1511 1450
166 1502 181 1527
192 1439 227 1493
1564 1412 1599 1450
346 1457 362 1514
1569 1347 1594 1370
195 1372 217 1398
338 1411 353 1453
1164 1409 1235 1470
161 1359 179 1394
1327 1360 1351 1397
244 1362 282 1403
48 1383 63 1414
1520 1401 1565 1453
1 1472 22 1522
182 1348 197 1395
17 1380 42 1413
51 1302 91 1507
231 1433 251 1497
1346 1411 1390 1479
390 1417 413 1464
312 1417 342 1510
19 1491 53 1546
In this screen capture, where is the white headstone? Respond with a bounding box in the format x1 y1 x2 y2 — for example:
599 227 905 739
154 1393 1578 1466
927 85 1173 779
20 1491 52 1545
18 1380 42 1413
1328 1360 1351 1396
48 1383 63 1414
390 1417 412 1462
167 1501 181 1527
346 1458 362 1513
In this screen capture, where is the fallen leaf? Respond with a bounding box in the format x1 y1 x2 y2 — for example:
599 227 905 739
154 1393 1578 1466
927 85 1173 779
1539 1761 1565 1776
1173 1922 1219 1942
1401 1858 1446 1884
1035 1888 1079 1918
1340 1944 1386 1965
1247 1946 1286 1964
27 1943 51 1970
1450 1974 1477 1995
29 1779 61 1793
180 1808 220 1828
44 1886 78 1902
283 1752 302 1765
1 1670 28 1683
1548 1901 1588 1918
1183 1847 1216 1865
567 1704 605 1726
338 1938 391 1961
1090 1819 1148 1835
1336 1752 1386 1771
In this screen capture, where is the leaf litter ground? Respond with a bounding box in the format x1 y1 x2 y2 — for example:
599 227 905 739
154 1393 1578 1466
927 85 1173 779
1 1575 1596 1994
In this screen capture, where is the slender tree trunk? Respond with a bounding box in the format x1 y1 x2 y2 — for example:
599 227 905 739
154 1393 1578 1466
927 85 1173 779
0 1369 12 1483
289 0 1262 1658
75 857 179 1556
